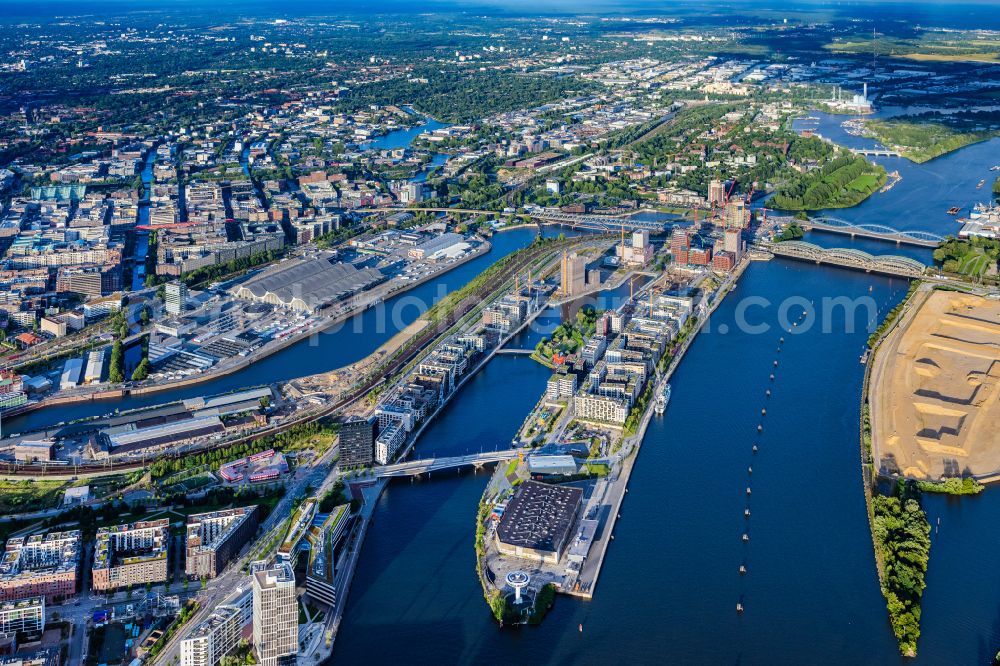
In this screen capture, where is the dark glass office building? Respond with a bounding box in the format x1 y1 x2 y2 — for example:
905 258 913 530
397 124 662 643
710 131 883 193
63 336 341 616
339 416 377 468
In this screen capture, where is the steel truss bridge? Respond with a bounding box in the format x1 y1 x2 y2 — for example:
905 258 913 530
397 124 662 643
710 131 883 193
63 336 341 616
765 241 927 278
802 217 943 247
849 148 901 157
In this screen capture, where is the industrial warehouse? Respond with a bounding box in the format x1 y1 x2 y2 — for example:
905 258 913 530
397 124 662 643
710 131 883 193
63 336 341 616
494 481 584 565
231 252 384 313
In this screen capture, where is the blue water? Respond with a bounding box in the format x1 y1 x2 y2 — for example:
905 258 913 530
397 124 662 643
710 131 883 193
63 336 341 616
361 117 447 153
331 258 965 664
129 149 156 291
792 111 1000 236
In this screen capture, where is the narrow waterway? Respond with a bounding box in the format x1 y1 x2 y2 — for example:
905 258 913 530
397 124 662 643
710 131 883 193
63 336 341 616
331 257 1000 664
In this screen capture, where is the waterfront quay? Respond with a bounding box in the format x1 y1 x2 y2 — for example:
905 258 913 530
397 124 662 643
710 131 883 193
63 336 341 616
478 254 750 613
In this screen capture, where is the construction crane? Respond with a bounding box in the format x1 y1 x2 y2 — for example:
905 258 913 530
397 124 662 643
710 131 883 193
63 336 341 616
724 179 739 205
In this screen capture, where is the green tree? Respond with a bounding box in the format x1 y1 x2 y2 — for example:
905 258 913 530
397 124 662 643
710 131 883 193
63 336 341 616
131 358 150 381
108 341 125 383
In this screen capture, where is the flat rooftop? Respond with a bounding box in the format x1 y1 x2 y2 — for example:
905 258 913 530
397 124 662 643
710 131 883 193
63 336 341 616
496 480 583 554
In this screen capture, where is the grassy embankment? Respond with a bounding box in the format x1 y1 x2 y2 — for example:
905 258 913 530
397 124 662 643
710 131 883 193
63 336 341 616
864 120 1000 163
933 236 1000 281
770 154 886 210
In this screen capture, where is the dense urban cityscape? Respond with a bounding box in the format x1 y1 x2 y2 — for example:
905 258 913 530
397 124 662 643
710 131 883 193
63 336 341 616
0 1 998 664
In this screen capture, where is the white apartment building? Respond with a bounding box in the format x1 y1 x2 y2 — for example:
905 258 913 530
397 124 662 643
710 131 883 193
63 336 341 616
180 588 252 666
252 563 297 666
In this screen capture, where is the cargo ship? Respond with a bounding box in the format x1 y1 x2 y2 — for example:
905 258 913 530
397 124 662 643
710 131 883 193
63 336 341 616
654 383 671 415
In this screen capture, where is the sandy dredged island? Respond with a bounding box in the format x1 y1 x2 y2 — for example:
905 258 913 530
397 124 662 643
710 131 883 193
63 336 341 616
871 289 1000 481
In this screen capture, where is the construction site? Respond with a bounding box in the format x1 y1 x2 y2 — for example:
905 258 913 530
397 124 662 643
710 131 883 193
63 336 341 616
870 289 1000 481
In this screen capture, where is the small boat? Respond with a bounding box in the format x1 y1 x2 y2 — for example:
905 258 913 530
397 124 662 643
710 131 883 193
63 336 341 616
746 487 752 495
742 533 749 543
579 623 583 633
773 360 779 367
739 565 747 575
745 508 751 518
765 389 771 397
947 206 961 215
757 424 763 432
769 374 775 381
761 408 767 416
737 603 744 613
977 179 986 189
748 466 753 474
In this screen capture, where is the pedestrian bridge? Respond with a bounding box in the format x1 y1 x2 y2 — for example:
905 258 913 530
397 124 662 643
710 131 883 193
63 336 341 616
374 449 520 478
495 348 535 356
765 241 927 278
803 217 943 247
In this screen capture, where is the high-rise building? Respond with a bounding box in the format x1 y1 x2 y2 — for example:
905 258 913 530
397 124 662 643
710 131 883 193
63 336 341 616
92 520 169 592
252 563 297 666
165 282 188 316
180 587 252 666
724 199 750 230
560 251 587 297
185 507 260 579
724 228 744 260
670 228 691 265
708 179 727 207
0 531 80 604
338 416 377 469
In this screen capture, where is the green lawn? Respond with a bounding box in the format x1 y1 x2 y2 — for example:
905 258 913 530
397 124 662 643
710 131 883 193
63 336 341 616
0 480 70 514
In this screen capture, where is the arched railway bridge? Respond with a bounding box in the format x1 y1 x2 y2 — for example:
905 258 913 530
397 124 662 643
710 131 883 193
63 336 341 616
764 241 927 278
801 217 943 248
